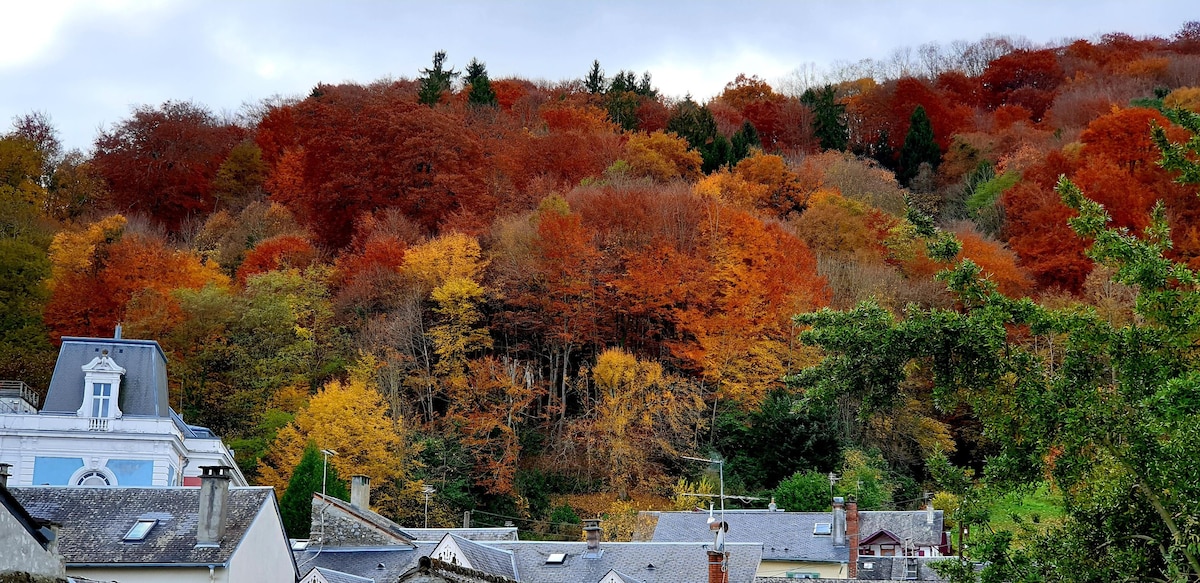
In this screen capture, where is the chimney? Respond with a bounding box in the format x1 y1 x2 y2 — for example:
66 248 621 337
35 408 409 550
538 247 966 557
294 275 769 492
927 501 935 525
847 500 859 578
197 466 232 547
583 519 602 551
114 323 122 339
833 496 846 546
351 475 371 509
38 521 60 556
0 462 11 488
707 550 729 583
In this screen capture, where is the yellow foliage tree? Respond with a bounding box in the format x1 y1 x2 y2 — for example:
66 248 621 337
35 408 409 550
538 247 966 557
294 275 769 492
586 347 705 499
258 362 414 516
1164 86 1200 112
624 131 702 182
47 214 127 285
401 233 486 288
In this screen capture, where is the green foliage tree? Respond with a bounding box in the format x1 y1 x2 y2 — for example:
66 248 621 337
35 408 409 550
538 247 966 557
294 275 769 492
280 441 349 538
774 470 830 512
418 50 459 106
800 85 848 151
898 105 939 186
667 98 728 172
464 58 497 107
730 121 761 164
584 60 606 95
713 390 841 492
791 110 1200 578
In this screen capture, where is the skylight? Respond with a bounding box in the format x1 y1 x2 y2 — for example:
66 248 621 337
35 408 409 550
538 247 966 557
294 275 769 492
813 522 832 536
124 519 157 541
546 553 567 564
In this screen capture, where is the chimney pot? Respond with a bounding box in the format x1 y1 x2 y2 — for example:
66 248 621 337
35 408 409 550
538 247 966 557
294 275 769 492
197 465 232 546
0 462 11 488
351 475 371 509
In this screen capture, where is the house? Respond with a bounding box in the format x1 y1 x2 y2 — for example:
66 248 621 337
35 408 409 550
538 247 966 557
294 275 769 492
0 464 66 582
395 556 515 583
0 333 244 487
644 498 949 580
8 466 296 583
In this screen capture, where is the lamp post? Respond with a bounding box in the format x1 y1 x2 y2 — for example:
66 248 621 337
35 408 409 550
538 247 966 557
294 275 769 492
422 485 436 528
320 449 337 497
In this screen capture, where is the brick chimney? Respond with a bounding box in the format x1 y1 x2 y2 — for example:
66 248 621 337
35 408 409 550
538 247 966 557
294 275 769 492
707 550 729 583
196 466 232 547
847 500 859 578
833 496 846 546
351 475 371 509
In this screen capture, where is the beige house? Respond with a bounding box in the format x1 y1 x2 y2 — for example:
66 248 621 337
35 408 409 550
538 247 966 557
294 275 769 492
9 466 296 583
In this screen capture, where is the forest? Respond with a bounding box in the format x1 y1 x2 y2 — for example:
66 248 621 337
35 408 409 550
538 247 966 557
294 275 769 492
4 22 1200 580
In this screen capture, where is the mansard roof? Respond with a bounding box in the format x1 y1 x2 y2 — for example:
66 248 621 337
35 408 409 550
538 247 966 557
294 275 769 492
43 337 171 418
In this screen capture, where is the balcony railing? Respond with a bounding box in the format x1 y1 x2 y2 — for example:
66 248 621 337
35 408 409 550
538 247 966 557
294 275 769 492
0 380 39 409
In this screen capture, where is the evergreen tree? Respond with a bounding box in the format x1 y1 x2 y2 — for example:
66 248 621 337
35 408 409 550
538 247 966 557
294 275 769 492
667 99 728 172
730 121 761 163
464 58 496 107
800 85 848 151
418 50 459 106
584 60 605 95
280 442 350 538
702 133 732 173
898 105 940 186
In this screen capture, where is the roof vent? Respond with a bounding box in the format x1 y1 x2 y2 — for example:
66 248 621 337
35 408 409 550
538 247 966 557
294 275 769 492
546 553 566 564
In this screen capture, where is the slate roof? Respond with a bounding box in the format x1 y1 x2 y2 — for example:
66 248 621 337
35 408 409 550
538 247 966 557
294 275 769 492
606 570 641 583
294 544 434 582
451 534 519 579
9 486 275 566
43 337 171 418
311 566 375 583
402 527 519 542
0 483 52 549
858 511 944 548
315 492 416 545
483 540 763 583
646 510 848 563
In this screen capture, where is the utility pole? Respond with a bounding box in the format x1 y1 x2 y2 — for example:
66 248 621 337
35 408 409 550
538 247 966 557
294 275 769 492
320 449 337 497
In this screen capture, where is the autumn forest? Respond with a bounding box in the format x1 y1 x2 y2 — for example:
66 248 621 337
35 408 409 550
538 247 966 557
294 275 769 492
5 22 1200 579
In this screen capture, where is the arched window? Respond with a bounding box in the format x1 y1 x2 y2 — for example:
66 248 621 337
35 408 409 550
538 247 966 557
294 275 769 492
77 470 112 486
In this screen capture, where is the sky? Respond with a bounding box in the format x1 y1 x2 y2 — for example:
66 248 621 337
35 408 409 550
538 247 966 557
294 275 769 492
1 0 1194 152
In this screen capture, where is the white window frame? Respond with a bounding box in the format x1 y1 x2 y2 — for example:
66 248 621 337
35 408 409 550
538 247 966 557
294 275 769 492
79 350 126 419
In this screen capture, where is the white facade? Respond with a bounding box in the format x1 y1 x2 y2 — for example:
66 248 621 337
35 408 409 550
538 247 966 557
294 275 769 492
0 336 245 487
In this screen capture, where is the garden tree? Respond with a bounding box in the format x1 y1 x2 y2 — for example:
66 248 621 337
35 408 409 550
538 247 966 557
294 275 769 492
898 105 940 186
800 85 849 151
583 347 705 499
92 100 245 230
259 363 415 519
463 58 497 107
791 144 1200 577
280 441 350 538
418 50 459 106
622 130 702 182
774 470 831 512
729 121 761 163
584 60 605 95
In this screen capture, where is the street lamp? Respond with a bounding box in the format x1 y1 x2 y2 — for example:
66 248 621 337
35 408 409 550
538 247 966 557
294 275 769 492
422 485 436 528
320 449 337 498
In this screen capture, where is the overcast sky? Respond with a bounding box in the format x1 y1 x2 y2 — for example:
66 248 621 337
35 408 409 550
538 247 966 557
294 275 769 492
2 0 1193 152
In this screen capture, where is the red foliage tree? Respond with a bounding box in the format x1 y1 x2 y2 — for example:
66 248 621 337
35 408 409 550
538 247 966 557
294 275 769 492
236 234 319 283
980 49 1064 121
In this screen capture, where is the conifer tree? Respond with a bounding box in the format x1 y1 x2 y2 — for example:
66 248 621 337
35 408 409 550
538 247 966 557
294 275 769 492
800 85 848 151
584 60 606 95
463 58 496 107
418 51 459 106
731 121 761 163
280 441 349 538
898 105 940 186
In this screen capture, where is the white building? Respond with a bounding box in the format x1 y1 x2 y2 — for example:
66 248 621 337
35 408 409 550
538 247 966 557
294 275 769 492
0 334 245 487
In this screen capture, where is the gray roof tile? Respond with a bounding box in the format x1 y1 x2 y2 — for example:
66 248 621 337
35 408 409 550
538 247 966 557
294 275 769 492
648 510 848 563
295 545 434 582
9 486 274 566
312 566 376 583
43 337 171 418
450 534 518 579
485 540 762 583
858 511 944 548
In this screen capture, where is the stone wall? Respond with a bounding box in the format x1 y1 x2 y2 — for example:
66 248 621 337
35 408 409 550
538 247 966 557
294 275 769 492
309 497 405 546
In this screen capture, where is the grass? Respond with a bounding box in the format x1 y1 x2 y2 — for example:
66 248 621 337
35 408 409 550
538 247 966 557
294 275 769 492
987 482 1065 535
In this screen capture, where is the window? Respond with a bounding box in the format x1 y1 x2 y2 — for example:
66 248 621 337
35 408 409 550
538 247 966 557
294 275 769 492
786 572 820 579
813 522 832 535
124 519 157 541
545 553 566 564
77 471 110 486
91 383 112 417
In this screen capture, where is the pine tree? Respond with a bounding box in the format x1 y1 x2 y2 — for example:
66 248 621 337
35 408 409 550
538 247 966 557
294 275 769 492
898 105 940 186
464 58 496 107
418 51 459 106
280 442 349 538
731 121 761 163
584 60 606 95
799 85 848 151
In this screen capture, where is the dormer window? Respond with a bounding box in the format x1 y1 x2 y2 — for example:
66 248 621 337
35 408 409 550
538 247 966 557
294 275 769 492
79 350 126 419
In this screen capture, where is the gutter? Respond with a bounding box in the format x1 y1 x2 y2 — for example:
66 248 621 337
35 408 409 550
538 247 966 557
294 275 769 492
67 562 230 568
